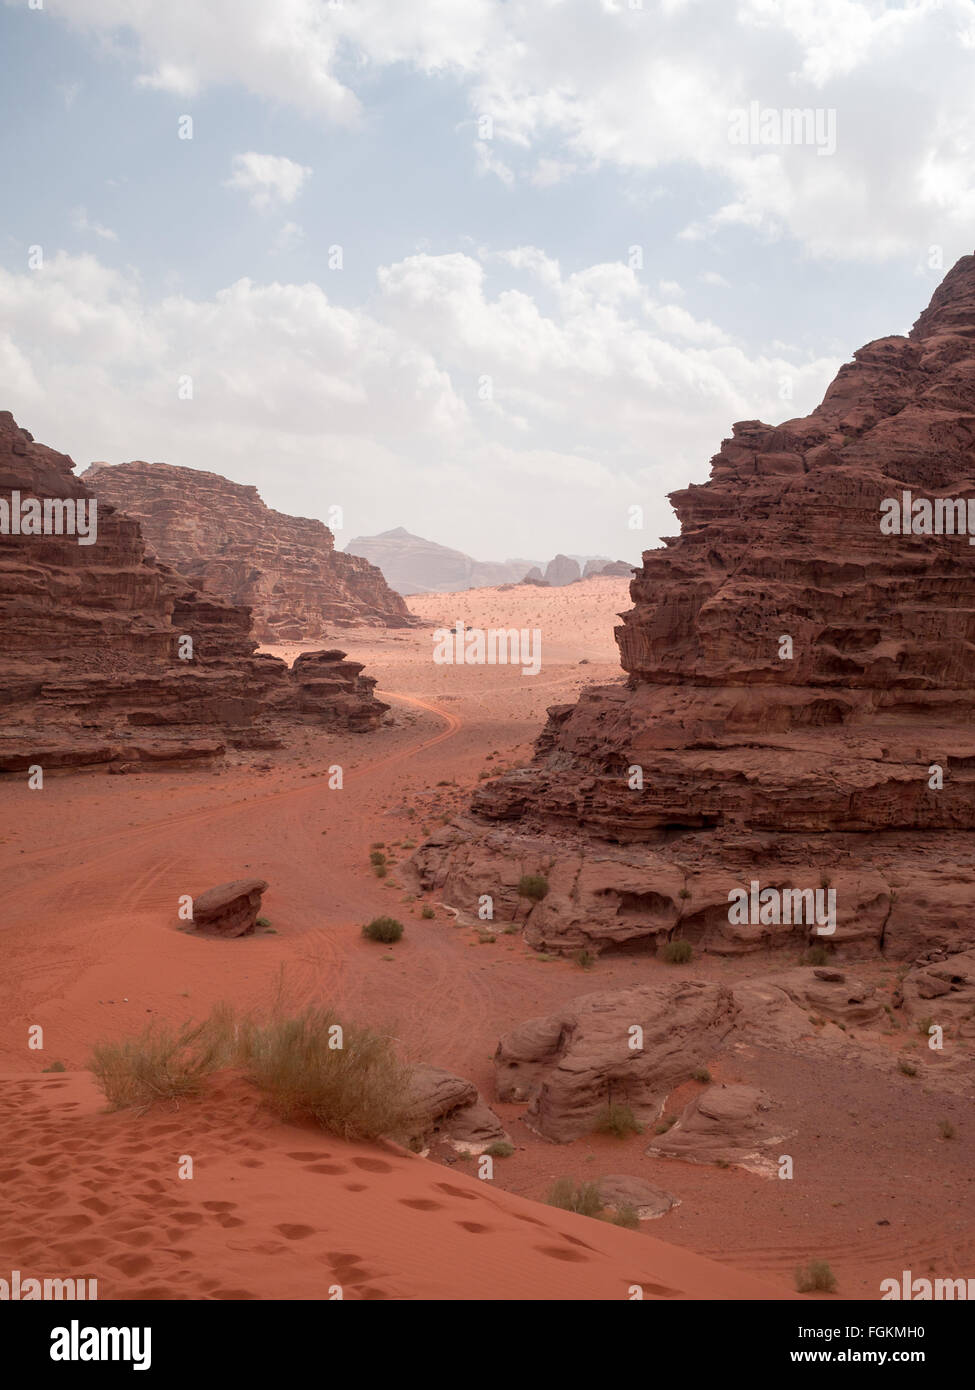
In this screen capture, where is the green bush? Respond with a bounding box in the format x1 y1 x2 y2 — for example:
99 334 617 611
661 940 692 964
88 1016 232 1110
362 916 404 943
795 1260 837 1294
518 874 549 902
572 948 596 970
546 1177 603 1217
594 1102 642 1138
611 1202 640 1230
421 906 435 920
484 1141 515 1158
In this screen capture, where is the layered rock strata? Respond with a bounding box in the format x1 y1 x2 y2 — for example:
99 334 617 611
83 461 416 641
0 412 387 772
410 254 975 961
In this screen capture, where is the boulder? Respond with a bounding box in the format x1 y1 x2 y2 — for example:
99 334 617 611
403 1063 509 1152
648 1085 783 1172
596 1174 678 1220
191 879 268 937
494 980 737 1143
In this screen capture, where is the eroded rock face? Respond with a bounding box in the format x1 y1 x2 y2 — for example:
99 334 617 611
191 879 268 937
403 1063 509 1151
411 254 975 960
899 949 975 1041
494 980 737 1143
0 412 388 772
596 1174 678 1220
83 460 417 641
647 1085 783 1172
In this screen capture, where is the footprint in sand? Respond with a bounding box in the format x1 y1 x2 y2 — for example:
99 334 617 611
286 1151 329 1161
456 1221 492 1234
434 1182 478 1201
239 1159 263 1169
306 1163 348 1175
202 1201 237 1213
351 1157 392 1173
343 1184 368 1193
399 1198 443 1211
107 1253 154 1276
275 1223 317 1240
534 1245 591 1263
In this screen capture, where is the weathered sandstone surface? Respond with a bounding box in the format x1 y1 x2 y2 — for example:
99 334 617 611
190 879 269 937
647 1084 784 1171
84 461 416 641
410 254 975 962
403 1063 509 1151
0 412 387 772
494 980 737 1142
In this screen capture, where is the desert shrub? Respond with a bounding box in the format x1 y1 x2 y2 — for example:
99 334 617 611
801 944 830 966
421 906 435 920
594 1102 642 1138
362 916 404 943
518 874 549 902
611 1203 640 1230
917 1016 934 1038
899 1059 918 1077
939 1119 956 1140
88 1016 232 1110
692 1068 711 1084
795 1260 837 1294
572 948 596 970
373 865 388 879
484 1141 515 1158
546 1177 603 1217
661 940 692 964
42 1060 66 1073
256 916 272 928
243 1006 410 1141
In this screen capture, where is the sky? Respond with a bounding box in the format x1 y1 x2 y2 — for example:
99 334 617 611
1 0 973 564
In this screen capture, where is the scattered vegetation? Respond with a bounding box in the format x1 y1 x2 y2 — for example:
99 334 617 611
362 916 404 944
610 1202 640 1230
571 948 596 970
518 874 549 902
691 1068 711 1084
917 1016 934 1038
898 1059 918 1077
256 916 272 928
654 1116 677 1134
801 944 830 966
89 1002 411 1142
88 1015 234 1110
369 850 387 866
421 906 435 920
484 1141 515 1158
546 1177 603 1218
939 1119 957 1140
594 1101 642 1138
795 1260 838 1294
42 1060 66 1073
660 940 693 964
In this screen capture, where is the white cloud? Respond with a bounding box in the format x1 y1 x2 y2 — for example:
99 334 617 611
0 247 841 559
32 0 975 262
72 207 118 242
225 152 311 211
271 221 304 255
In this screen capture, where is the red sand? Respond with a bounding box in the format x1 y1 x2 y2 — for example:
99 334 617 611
1 580 966 1299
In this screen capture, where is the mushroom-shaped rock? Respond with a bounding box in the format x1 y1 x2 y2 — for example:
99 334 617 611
191 879 268 937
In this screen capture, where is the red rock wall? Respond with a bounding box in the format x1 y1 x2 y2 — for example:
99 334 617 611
0 412 387 771
83 460 417 641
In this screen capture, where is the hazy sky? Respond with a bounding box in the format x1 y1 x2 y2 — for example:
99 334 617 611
1 0 973 563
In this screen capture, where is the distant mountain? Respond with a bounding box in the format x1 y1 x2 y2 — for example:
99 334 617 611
344 528 542 595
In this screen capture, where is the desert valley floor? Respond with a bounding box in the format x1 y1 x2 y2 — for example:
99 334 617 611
1 578 971 1301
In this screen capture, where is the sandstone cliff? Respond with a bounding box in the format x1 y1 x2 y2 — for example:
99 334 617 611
409 253 975 962
83 461 416 642
0 413 387 772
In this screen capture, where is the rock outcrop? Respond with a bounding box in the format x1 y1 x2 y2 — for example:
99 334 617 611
595 1175 678 1220
403 1063 509 1152
0 412 387 772
190 879 269 937
494 980 737 1142
647 1084 784 1172
543 554 581 586
410 253 975 962
345 527 540 596
83 461 416 642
